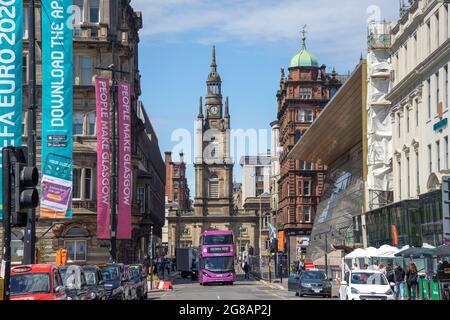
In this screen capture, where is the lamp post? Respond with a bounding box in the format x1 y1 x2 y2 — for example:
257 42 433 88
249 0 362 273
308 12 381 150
258 192 270 269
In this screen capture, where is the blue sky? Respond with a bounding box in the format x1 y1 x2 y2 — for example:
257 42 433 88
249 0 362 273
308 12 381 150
131 0 399 193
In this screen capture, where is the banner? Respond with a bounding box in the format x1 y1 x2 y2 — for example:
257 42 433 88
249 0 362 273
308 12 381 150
40 0 73 219
0 0 23 220
96 77 111 239
117 81 132 239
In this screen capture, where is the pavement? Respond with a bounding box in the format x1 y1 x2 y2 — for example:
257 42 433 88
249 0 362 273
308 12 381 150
146 272 338 300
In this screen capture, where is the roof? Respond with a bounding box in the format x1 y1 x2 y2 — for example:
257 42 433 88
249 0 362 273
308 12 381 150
289 38 319 69
288 60 366 165
11 264 55 274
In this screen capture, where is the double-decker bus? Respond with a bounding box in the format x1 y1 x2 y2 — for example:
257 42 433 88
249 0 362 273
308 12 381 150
199 230 236 285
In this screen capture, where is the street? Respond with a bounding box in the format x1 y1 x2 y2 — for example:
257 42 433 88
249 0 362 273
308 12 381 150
148 273 338 300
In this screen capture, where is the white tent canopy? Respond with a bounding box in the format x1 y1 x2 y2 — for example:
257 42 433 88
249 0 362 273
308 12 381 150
344 248 366 259
345 245 411 260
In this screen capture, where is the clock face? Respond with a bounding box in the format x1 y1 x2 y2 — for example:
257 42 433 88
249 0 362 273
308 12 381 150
210 106 219 115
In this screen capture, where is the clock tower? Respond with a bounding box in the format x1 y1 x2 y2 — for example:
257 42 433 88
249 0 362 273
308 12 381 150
194 46 233 216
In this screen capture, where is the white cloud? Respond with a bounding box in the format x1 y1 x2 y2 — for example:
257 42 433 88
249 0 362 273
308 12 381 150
131 0 398 46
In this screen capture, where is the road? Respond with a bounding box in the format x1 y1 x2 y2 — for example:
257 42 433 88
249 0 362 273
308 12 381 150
148 273 338 300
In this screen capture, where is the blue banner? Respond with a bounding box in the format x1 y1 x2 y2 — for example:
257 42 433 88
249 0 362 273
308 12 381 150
0 0 23 220
41 0 73 219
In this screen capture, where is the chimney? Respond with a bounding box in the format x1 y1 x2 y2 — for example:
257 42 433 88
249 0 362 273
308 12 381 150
164 151 172 165
179 152 185 164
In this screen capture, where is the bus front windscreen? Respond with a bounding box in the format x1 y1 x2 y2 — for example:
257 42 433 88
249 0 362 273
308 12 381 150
201 256 234 273
203 234 233 245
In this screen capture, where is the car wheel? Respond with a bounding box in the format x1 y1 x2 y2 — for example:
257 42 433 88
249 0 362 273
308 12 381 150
298 289 302 297
295 291 299 297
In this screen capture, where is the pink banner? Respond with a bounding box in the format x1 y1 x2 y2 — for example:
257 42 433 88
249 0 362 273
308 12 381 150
95 77 111 239
117 81 132 239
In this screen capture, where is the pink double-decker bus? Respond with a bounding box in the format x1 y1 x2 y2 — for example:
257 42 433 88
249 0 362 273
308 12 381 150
199 230 236 285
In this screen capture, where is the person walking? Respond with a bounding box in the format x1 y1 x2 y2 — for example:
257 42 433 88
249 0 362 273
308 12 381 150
243 261 250 279
406 262 419 300
378 263 386 275
394 262 406 300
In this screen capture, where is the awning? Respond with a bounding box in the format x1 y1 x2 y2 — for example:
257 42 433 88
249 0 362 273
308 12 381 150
288 61 366 165
394 246 435 259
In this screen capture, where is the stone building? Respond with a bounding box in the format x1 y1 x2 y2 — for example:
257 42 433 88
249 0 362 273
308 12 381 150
0 0 166 265
166 47 259 259
239 155 272 257
276 34 345 262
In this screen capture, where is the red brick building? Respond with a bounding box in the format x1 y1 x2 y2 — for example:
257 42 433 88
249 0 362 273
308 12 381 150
277 35 344 261
165 152 191 211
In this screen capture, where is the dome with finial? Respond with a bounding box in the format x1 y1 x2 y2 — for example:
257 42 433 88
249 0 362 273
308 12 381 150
289 29 319 69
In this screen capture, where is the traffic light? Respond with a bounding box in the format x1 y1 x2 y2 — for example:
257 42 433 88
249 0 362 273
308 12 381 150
270 239 278 253
9 147 39 227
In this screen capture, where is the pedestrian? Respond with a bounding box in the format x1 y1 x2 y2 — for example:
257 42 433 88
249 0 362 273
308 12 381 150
243 261 250 279
406 262 419 300
172 257 177 272
363 264 369 270
394 262 406 300
378 263 386 275
352 263 358 270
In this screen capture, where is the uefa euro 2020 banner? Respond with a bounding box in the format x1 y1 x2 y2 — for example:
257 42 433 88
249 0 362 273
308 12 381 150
40 0 73 219
0 0 23 220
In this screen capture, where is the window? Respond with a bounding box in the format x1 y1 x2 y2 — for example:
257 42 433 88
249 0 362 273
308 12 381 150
436 12 440 48
297 110 305 122
174 192 179 202
397 112 401 138
436 72 440 113
428 79 432 118
137 187 145 212
413 33 417 64
73 168 82 199
72 168 92 200
300 160 305 170
398 160 402 198
303 180 311 196
73 113 84 135
80 56 93 85
173 181 179 188
428 145 433 175
294 130 302 143
209 175 219 198
416 151 420 193
65 240 87 263
305 162 312 170
73 0 84 36
404 45 408 74
306 110 314 123
89 0 100 23
300 88 312 99
446 66 449 110
303 206 311 223
446 136 449 170
437 141 441 172
407 155 411 197
23 7 29 39
84 168 92 200
407 107 410 133
415 98 419 127
23 55 28 84
427 20 431 54
87 113 96 135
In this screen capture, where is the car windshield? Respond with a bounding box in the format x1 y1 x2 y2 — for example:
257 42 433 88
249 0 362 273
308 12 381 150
203 235 233 245
302 272 326 281
60 266 82 289
84 270 97 285
201 256 234 273
131 268 140 279
351 272 388 285
10 273 51 296
100 266 120 280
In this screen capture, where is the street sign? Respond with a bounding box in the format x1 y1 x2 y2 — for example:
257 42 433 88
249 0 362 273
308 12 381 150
305 262 315 270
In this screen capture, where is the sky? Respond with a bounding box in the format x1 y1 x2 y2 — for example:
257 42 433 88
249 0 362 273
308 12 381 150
131 0 399 194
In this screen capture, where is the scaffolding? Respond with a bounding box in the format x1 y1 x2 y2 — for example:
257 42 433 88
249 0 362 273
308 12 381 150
367 21 393 210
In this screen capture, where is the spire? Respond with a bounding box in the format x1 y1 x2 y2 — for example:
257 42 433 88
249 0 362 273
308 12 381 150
301 25 307 50
211 45 217 67
225 97 230 118
198 96 203 118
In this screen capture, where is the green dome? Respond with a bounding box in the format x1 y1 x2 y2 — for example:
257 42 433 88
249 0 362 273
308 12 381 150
289 39 319 68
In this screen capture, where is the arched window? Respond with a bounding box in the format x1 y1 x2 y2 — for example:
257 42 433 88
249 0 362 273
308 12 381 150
209 174 219 198
64 226 88 263
11 230 24 262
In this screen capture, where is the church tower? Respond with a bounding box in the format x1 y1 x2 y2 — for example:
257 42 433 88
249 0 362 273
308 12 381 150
194 46 233 216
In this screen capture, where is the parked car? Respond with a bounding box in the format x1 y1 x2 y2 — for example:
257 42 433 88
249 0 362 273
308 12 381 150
339 270 395 300
296 270 332 298
9 264 67 300
98 263 133 300
130 264 148 300
58 265 93 300
83 265 108 300
288 271 301 292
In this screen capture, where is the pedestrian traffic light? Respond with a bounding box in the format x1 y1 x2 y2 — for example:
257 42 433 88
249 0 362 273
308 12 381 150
9 147 39 227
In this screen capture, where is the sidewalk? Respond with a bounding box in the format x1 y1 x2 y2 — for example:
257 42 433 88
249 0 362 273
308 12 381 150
250 271 288 291
147 271 178 293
